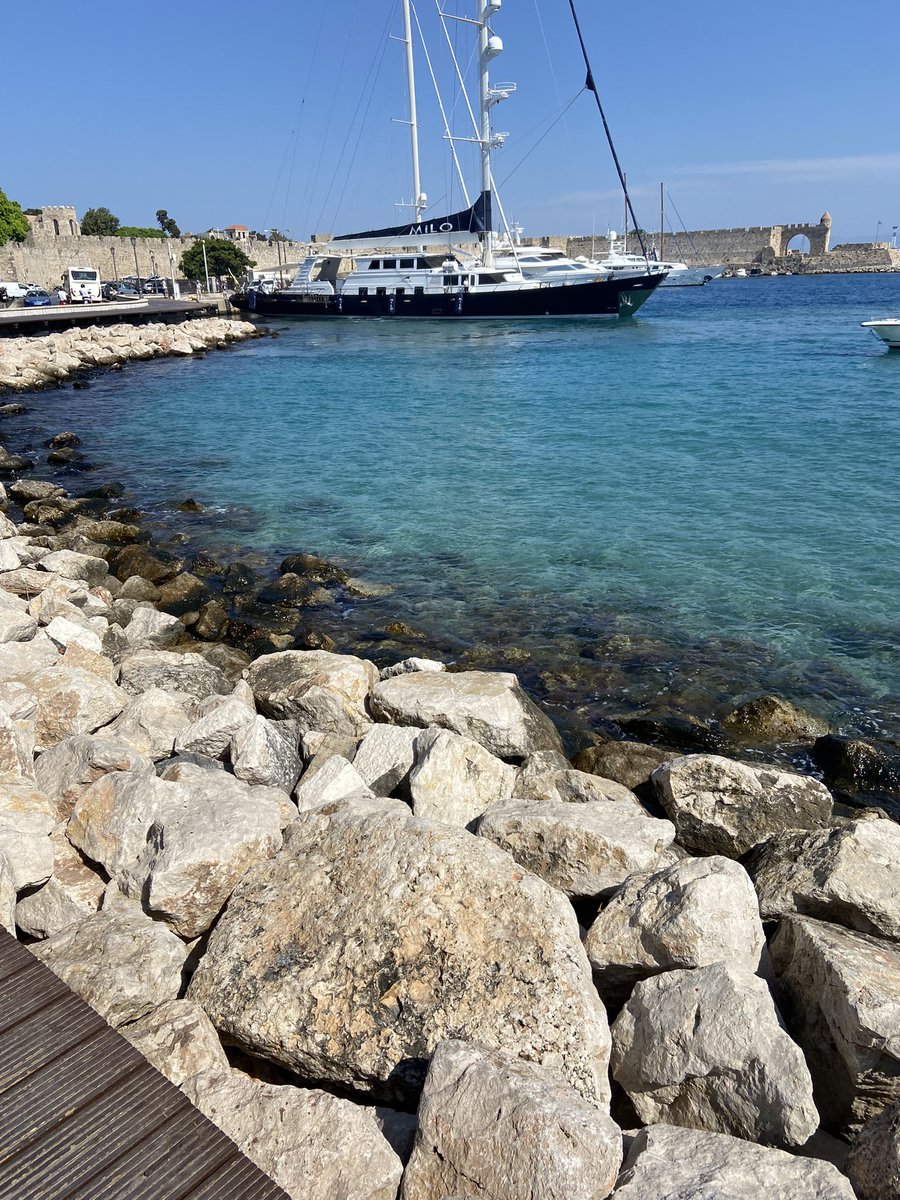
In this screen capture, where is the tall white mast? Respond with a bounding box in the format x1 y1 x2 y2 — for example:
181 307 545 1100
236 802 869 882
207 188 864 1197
402 0 426 220
478 0 495 266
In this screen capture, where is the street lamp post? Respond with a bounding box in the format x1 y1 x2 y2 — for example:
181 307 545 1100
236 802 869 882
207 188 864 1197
280 230 291 287
875 221 882 245
130 236 142 294
201 239 210 294
110 244 117 282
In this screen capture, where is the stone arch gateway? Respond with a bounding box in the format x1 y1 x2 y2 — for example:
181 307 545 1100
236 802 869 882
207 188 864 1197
775 213 831 257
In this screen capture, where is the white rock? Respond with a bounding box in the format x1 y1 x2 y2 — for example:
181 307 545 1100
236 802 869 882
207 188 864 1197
585 856 765 1003
379 657 447 679
353 723 419 796
247 649 377 736
34 733 154 821
610 961 819 1147
293 754 375 813
0 782 55 890
15 824 106 938
173 693 256 760
0 851 15 933
746 820 900 941
105 687 192 760
187 802 612 1108
119 650 231 700
121 999 229 1087
121 606 185 651
371 669 563 759
40 549 110 587
516 762 642 806
770 915 900 1134
408 725 517 826
44 615 103 655
478 796 675 898
652 753 834 856
0 699 35 780
0 632 59 681
29 910 188 1027
0 606 36 643
0 541 22 572
29 665 127 751
400 1039 621 1200
614 1124 855 1200
182 1069 403 1200
231 715 302 792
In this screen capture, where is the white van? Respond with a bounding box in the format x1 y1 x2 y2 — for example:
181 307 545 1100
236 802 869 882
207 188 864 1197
0 281 31 301
63 267 102 303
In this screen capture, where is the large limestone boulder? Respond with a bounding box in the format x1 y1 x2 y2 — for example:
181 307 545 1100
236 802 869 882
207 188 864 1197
746 820 900 941
34 733 154 820
0 782 54 890
0 851 15 933
247 649 377 735
121 605 185 652
408 725 517 826
610 961 819 1147
352 723 419 797
515 758 641 807
847 1100 900 1200
173 692 256 760
181 1068 403 1200
105 687 192 760
477 797 675 898
0 698 35 781
15 824 106 938
29 666 127 751
29 910 188 1027
40 548 110 588
400 1039 621 1200
119 649 231 701
121 998 229 1087
293 755 375 813
68 768 284 938
371 669 563 759
652 754 833 857
613 1125 855 1200
231 715 303 793
770 915 900 1134
585 856 765 1004
187 800 612 1107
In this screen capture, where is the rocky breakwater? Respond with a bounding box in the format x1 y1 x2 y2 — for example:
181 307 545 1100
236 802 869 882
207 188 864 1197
0 496 896 1199
0 317 262 393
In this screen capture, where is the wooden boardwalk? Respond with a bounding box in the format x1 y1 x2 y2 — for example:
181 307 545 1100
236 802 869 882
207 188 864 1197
0 928 290 1199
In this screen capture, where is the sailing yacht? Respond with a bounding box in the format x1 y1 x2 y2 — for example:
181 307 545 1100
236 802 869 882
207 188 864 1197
233 0 665 321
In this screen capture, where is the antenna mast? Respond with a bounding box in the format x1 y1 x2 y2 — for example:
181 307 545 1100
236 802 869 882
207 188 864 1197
402 0 426 219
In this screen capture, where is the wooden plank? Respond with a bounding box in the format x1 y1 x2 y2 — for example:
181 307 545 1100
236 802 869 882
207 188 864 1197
62 1102 238 1200
0 1032 141 1163
0 1068 184 1199
0 938 36 983
0 953 69 1033
184 1155 293 1200
0 990 105 1095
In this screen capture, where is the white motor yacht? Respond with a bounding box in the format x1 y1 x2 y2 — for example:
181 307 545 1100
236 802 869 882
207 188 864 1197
861 319 900 349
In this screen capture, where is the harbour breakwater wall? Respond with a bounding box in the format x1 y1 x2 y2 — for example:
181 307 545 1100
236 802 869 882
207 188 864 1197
0 235 306 290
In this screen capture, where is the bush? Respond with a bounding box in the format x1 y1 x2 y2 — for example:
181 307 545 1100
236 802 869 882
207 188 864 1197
0 188 31 245
180 237 255 282
116 226 167 239
81 206 121 236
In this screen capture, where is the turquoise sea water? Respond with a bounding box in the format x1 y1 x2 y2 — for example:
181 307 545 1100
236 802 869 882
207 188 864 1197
19 273 900 737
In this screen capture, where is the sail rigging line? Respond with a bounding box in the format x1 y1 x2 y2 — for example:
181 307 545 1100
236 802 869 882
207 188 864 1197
412 1 471 208
262 2 328 234
494 89 584 191
663 187 704 263
298 28 354 241
532 0 578 166
566 0 647 258
315 4 396 239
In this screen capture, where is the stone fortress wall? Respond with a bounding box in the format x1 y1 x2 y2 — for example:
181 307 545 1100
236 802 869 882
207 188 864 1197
1 206 305 288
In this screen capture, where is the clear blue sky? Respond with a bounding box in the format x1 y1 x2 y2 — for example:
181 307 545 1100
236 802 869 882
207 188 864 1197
5 1 896 246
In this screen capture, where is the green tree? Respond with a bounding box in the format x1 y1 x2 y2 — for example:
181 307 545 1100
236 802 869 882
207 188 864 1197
155 208 181 237
0 188 30 246
116 226 166 239
81 206 120 236
180 237 255 282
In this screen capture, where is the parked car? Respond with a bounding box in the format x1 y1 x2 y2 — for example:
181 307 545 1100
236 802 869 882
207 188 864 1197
142 278 169 295
23 289 52 307
102 281 140 301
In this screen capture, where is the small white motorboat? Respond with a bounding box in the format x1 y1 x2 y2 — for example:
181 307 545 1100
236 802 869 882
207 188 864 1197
861 319 900 349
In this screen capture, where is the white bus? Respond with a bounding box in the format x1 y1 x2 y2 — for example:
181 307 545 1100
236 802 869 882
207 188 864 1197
62 267 102 303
